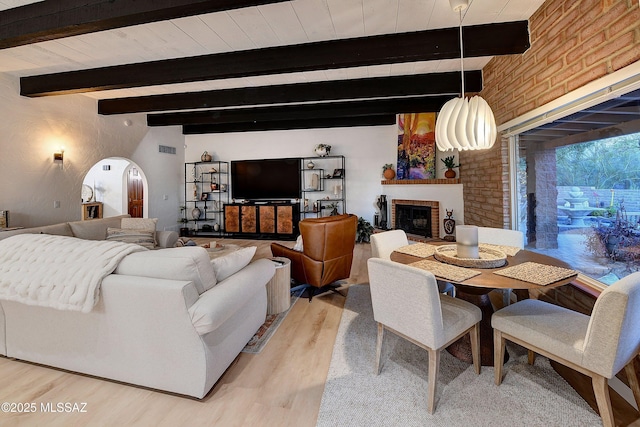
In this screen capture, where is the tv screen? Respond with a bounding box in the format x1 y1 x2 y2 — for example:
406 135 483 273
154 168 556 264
231 158 301 200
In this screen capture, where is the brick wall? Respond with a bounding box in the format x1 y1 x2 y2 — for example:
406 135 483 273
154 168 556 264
481 0 640 126
463 0 640 229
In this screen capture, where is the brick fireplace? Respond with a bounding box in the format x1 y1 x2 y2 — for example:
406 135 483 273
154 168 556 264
391 199 440 240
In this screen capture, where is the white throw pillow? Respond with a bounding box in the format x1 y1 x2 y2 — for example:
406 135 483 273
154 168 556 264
210 246 257 282
106 227 155 249
293 235 303 252
116 246 216 294
121 217 159 246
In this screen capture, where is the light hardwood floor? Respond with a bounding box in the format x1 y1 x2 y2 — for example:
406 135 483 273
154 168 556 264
0 239 638 426
0 239 370 426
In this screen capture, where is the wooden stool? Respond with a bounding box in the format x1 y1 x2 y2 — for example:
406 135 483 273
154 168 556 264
266 257 291 315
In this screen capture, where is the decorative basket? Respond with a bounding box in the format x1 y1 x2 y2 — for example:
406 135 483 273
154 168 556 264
434 244 507 269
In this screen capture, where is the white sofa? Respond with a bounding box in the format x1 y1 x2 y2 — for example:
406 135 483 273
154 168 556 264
0 217 276 398
0 214 178 248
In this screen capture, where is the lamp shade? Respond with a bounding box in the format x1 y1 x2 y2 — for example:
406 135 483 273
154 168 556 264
435 95 497 151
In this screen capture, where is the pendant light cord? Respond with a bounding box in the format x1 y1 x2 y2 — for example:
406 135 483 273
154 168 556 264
459 8 465 97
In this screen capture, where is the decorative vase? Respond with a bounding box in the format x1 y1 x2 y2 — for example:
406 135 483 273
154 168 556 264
383 168 396 180
191 207 202 220
201 151 212 162
445 168 457 178
213 223 220 232
443 209 456 242
307 160 315 169
314 145 330 157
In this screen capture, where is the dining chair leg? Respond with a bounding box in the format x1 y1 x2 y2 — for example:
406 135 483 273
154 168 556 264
592 375 614 427
494 329 505 385
427 348 440 414
624 360 640 411
527 350 536 365
469 324 480 375
375 323 384 375
502 289 512 307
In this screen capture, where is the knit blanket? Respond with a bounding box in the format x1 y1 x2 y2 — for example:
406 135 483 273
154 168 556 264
0 234 146 313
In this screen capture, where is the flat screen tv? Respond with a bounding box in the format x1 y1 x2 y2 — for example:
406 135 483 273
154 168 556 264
231 158 301 200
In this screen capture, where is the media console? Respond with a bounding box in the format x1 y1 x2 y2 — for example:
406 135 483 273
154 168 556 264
224 201 300 240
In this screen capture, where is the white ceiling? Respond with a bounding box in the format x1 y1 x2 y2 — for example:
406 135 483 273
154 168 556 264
0 0 544 100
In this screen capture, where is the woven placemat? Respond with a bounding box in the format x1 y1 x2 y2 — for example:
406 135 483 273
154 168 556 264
479 243 521 256
394 243 437 258
493 262 577 286
409 259 481 282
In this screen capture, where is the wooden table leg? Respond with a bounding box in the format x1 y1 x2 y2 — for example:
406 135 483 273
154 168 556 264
446 286 509 366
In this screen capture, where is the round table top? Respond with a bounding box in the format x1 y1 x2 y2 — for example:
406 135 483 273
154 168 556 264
390 243 577 291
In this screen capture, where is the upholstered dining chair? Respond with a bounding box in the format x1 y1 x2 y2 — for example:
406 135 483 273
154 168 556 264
492 272 640 427
477 227 525 306
367 258 481 413
271 214 357 301
370 229 455 296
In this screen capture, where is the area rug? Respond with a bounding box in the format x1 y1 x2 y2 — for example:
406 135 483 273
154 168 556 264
316 285 601 426
241 290 302 354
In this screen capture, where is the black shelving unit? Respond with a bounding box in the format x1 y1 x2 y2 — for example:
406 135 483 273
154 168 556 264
301 155 346 218
183 161 229 236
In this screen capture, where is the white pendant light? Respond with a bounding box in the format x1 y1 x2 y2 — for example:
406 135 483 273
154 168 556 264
435 0 497 151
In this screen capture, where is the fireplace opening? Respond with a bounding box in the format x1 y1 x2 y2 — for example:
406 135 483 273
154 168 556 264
396 205 432 238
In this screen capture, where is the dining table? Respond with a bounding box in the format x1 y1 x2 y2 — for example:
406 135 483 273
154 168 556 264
390 241 578 366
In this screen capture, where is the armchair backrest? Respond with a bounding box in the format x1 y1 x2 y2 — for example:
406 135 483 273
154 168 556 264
477 227 524 249
582 271 640 377
368 258 445 348
298 214 357 288
370 229 408 259
299 214 357 261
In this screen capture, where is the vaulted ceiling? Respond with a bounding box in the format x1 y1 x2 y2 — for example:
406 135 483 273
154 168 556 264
0 0 544 133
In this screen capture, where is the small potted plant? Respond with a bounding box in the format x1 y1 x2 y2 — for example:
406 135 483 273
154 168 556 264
441 155 460 178
382 164 396 180
356 217 374 243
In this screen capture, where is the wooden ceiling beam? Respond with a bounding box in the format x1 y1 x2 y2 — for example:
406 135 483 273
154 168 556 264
98 71 482 115
0 0 288 49
183 115 397 134
146 95 453 127
21 21 529 97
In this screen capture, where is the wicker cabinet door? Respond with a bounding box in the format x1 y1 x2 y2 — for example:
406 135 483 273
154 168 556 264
225 205 240 233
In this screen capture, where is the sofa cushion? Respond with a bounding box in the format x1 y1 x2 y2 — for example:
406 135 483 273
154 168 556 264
115 246 216 294
121 218 159 245
68 215 129 240
106 227 156 249
210 246 257 282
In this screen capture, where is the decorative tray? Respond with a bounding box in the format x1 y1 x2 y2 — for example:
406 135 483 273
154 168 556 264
433 244 507 269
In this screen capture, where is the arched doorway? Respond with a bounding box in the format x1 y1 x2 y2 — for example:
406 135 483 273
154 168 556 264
82 158 149 218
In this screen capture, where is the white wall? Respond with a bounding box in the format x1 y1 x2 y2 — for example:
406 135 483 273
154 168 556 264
0 72 184 230
185 124 464 236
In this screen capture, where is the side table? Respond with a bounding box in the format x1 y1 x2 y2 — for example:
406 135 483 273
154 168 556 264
266 257 291 315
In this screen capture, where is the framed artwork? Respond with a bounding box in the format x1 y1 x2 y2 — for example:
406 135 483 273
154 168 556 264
332 168 344 178
396 113 437 179
200 193 209 201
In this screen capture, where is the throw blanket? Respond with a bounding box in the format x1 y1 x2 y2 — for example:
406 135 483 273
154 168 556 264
0 234 146 313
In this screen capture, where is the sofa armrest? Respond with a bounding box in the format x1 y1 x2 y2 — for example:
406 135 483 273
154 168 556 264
157 230 179 248
189 258 275 335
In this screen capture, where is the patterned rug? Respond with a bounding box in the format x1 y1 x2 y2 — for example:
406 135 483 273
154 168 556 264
241 290 302 354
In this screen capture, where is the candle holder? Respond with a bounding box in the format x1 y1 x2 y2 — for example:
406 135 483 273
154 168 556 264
456 225 479 259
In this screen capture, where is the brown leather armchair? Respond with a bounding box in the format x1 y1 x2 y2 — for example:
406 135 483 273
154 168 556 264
271 214 357 300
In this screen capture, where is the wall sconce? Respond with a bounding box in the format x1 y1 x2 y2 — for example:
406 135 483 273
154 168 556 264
53 149 64 169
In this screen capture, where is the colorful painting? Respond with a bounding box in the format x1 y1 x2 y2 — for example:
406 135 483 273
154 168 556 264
397 113 436 179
